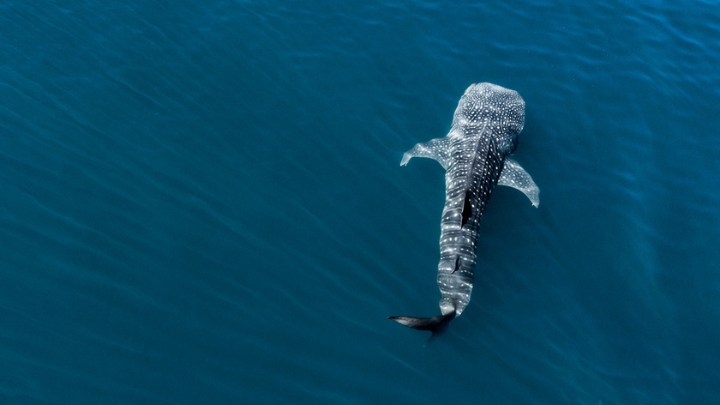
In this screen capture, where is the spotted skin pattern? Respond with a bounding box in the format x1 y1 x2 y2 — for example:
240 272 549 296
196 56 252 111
401 83 536 318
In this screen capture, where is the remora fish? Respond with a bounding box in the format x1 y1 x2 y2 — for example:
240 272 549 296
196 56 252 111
389 83 539 338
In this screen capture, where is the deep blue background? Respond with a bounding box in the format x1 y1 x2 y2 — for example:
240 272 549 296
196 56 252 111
1 1 719 404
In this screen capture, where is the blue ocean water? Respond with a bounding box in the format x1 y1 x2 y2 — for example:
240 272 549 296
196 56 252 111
1 0 719 403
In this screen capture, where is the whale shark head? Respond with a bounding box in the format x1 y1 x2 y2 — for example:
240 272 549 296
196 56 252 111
453 82 525 155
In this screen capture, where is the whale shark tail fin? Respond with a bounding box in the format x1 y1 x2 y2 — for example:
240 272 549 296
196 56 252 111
388 312 456 340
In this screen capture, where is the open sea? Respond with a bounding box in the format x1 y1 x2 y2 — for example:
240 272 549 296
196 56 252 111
1 1 719 404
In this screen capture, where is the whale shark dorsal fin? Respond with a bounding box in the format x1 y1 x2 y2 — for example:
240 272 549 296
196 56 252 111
461 191 472 227
498 158 540 208
400 136 452 170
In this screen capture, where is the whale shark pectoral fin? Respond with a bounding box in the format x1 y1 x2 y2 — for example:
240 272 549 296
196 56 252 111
498 158 540 208
400 137 451 170
388 312 456 340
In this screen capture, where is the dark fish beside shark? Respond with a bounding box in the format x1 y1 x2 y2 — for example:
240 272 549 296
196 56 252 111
389 83 539 338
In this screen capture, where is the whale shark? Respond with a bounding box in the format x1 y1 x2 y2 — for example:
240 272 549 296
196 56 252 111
389 83 539 338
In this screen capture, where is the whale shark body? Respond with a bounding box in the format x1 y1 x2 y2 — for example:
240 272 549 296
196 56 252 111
389 83 539 338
